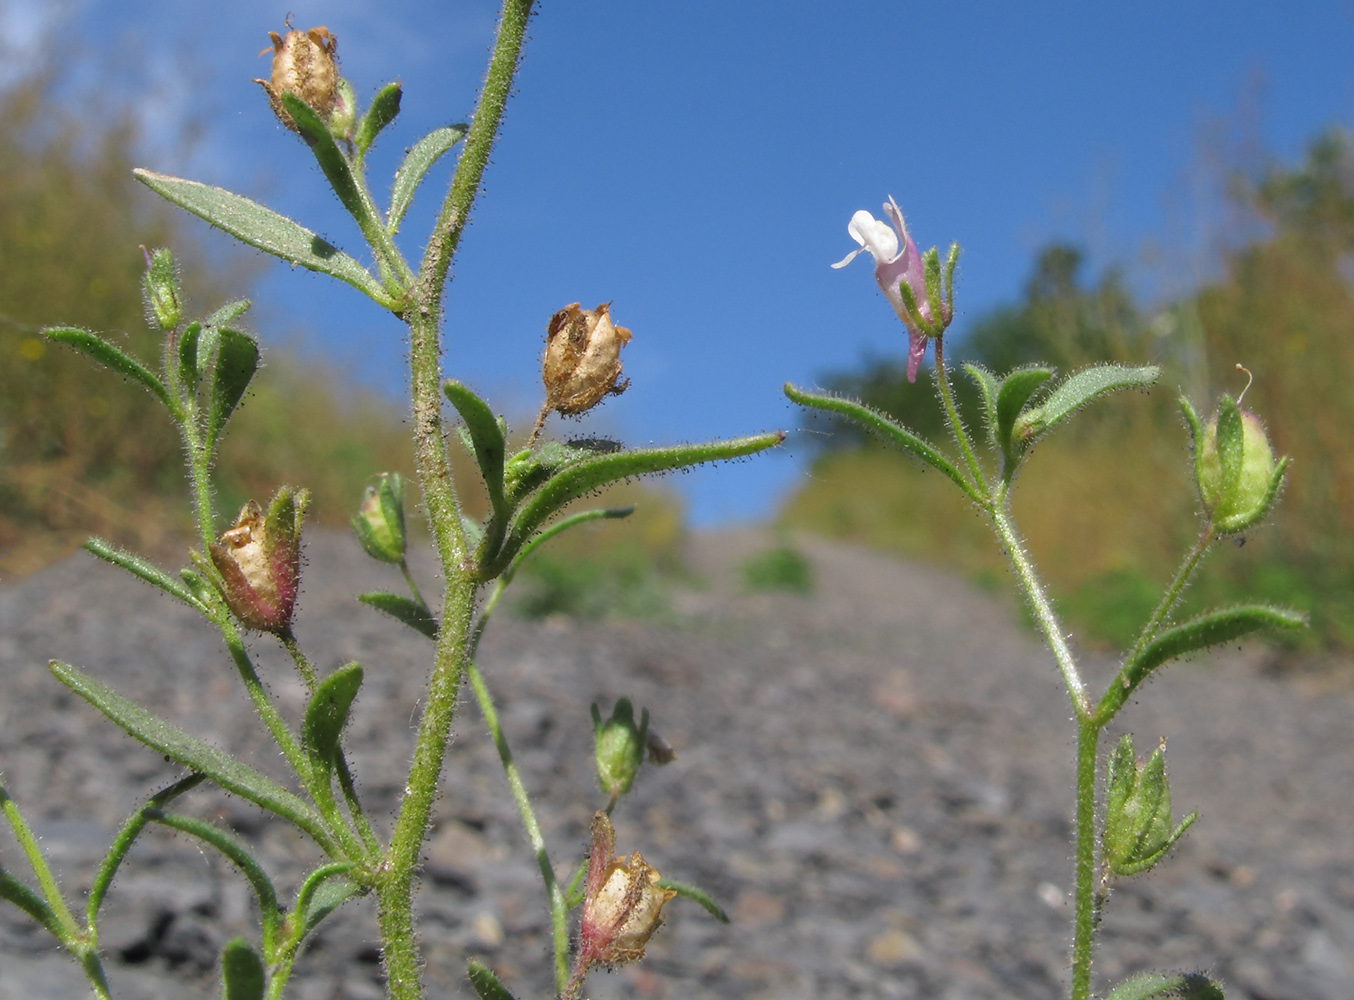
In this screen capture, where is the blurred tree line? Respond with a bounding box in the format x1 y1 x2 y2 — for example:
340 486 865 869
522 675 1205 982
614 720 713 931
0 76 420 575
786 129 1354 651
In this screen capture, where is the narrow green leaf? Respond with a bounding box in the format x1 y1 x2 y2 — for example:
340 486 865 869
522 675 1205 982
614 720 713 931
467 960 518 1000
303 663 363 774
358 592 439 639
1104 971 1225 1000
995 366 1054 458
301 875 363 936
43 327 173 411
389 125 467 233
133 169 393 307
505 507 634 581
281 94 369 230
1 783 81 943
355 82 402 155
1015 364 1159 444
204 299 252 328
495 431 785 577
444 380 508 523
963 363 1000 446
657 878 729 923
0 869 63 940
89 774 205 925
49 662 335 852
1099 605 1306 719
83 538 203 611
784 383 978 502
220 937 266 1000
205 328 260 452
144 810 279 956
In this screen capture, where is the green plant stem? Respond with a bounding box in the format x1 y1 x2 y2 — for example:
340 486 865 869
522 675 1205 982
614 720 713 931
181 418 217 552
399 558 427 610
375 572 477 1000
932 335 988 495
1071 719 1100 1000
217 621 312 797
1120 527 1214 681
0 785 82 943
279 629 319 692
467 659 570 991
988 505 1089 718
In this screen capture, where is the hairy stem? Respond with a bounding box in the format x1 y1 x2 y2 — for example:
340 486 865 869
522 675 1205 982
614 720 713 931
1122 527 1214 676
1071 720 1100 1000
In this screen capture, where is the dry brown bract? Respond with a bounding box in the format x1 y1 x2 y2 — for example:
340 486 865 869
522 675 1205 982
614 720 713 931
254 23 339 132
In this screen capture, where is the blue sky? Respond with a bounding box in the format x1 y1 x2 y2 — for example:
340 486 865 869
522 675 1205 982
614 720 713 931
12 1 1354 523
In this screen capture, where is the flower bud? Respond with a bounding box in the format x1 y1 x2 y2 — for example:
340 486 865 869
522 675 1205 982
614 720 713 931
329 78 357 143
542 303 632 416
1192 394 1285 535
141 246 182 332
254 24 339 133
352 473 407 564
578 812 676 970
210 487 308 633
1103 734 1196 878
591 698 648 799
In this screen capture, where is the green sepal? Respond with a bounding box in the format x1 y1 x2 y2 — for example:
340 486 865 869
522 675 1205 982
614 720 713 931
133 169 395 308
1214 456 1287 536
491 431 784 578
1013 364 1160 447
141 246 183 332
303 663 363 776
355 82 402 155
922 245 944 328
964 363 1000 447
88 774 205 926
389 125 468 234
42 327 174 413
1214 396 1245 502
784 383 979 503
0 869 63 940
1102 735 1198 877
143 809 279 957
942 241 959 315
358 592 439 640
281 94 371 235
467 959 518 1000
1098 605 1306 721
180 568 220 611
205 328 260 453
83 537 204 611
443 380 509 534
220 936 266 1000
1180 396 1207 498
291 863 363 940
205 299 252 328
995 366 1054 469
49 662 337 853
176 320 203 392
656 878 729 923
1104 971 1225 1000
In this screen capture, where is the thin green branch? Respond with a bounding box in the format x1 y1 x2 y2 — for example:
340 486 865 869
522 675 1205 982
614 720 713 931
1122 527 1214 676
1071 721 1100 1000
0 783 82 943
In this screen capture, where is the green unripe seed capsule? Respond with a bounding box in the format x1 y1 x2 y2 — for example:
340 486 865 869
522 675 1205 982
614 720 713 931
1194 395 1284 535
591 697 648 799
352 472 407 564
141 246 182 332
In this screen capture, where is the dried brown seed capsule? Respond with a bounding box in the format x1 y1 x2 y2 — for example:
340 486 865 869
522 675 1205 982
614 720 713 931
254 23 339 132
209 487 307 633
542 302 632 416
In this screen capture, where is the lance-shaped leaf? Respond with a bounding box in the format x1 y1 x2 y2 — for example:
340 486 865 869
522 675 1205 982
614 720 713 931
444 380 508 527
503 439 612 506
134 169 394 308
1105 971 1225 1000
43 327 173 412
83 538 203 611
995 366 1054 464
281 95 379 243
205 299 252 328
1013 364 1159 446
467 960 518 1000
492 431 784 577
303 663 363 776
504 507 634 582
49 662 336 853
355 82 402 155
0 869 63 940
205 328 260 453
784 384 979 502
358 592 439 640
389 125 467 233
144 810 279 957
292 863 363 939
964 363 1000 446
656 878 729 923
1098 605 1307 721
220 937 266 1000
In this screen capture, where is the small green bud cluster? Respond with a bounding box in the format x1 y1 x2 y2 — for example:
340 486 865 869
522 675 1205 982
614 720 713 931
1103 734 1197 878
352 472 408 564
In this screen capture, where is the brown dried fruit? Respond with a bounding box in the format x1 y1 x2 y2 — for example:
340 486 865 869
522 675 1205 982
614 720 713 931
254 23 339 132
542 302 632 416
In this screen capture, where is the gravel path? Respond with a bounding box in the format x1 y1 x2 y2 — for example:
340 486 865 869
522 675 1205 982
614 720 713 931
1 530 1352 1000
